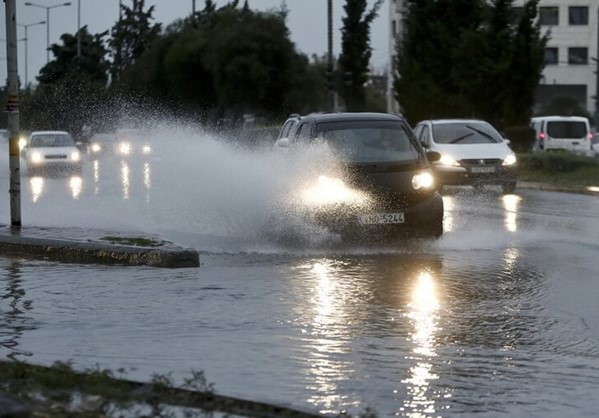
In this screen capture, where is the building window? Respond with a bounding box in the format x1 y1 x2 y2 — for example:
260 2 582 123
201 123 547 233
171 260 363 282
568 47 588 65
539 7 559 26
569 6 588 25
544 47 558 65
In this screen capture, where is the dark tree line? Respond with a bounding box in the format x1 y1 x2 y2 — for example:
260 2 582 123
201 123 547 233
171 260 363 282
9 0 384 137
394 0 548 131
5 0 550 141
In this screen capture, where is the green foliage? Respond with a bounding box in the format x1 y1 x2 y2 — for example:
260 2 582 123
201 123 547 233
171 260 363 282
536 95 593 119
503 124 535 153
109 0 162 82
37 26 109 87
0 360 326 418
21 0 332 132
520 152 598 173
395 0 548 128
338 0 384 111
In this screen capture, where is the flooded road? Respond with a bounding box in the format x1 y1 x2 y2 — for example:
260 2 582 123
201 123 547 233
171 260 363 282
1 128 599 417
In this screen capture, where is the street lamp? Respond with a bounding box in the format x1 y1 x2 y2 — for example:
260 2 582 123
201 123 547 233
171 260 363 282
24 2 72 63
17 21 46 86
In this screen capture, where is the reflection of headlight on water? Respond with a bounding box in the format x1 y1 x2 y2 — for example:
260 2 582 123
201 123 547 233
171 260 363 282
301 175 370 207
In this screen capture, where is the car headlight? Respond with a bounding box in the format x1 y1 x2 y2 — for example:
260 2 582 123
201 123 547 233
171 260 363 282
412 172 434 190
19 137 28 150
90 143 101 153
301 175 370 207
118 142 131 155
438 154 460 167
70 151 80 162
30 151 43 164
142 144 152 154
503 153 517 166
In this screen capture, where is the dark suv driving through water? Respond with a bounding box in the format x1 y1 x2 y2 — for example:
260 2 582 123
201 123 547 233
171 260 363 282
275 112 444 239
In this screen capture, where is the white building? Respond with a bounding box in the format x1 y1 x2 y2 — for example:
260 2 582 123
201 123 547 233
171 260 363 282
388 1 599 118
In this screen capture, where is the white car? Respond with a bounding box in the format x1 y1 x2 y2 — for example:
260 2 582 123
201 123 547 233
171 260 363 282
22 131 82 175
530 115 592 154
413 119 518 194
115 129 152 157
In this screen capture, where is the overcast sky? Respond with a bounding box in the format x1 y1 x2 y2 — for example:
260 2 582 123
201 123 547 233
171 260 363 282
1 0 389 87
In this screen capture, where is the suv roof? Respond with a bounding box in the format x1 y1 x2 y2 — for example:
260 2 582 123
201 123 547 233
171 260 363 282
295 112 405 123
531 115 589 122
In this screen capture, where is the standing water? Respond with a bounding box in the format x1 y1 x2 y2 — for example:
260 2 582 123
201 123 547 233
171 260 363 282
1 120 599 417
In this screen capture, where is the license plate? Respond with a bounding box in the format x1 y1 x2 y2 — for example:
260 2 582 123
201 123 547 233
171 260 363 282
470 166 496 173
359 212 405 225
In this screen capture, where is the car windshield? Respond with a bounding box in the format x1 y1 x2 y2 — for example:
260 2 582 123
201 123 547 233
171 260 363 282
546 121 587 139
30 133 74 147
432 122 502 144
315 120 422 163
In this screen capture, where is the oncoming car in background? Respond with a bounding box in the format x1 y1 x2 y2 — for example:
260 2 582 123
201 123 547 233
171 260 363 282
413 119 518 194
21 131 82 176
274 112 444 239
115 129 152 157
87 132 117 157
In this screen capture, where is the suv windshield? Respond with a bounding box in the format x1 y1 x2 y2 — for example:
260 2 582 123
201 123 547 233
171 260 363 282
315 120 421 163
30 134 74 147
546 121 587 139
432 122 502 144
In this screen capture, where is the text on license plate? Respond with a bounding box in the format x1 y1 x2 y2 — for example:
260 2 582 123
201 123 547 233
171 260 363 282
359 212 405 225
470 166 496 173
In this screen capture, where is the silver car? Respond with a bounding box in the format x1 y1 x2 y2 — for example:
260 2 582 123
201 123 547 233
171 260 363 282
22 131 82 176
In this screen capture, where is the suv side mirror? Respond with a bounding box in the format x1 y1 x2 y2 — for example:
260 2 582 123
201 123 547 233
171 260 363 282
426 151 441 162
274 137 290 149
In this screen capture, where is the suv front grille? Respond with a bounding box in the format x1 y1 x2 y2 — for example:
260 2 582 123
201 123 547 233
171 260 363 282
460 158 502 167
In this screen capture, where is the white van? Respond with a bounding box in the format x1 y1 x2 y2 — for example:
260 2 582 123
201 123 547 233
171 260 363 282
530 116 592 154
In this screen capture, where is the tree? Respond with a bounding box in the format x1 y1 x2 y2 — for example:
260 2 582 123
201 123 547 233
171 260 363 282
25 27 110 134
394 0 547 128
394 0 483 124
537 96 592 119
338 0 383 111
109 0 161 82
37 26 109 86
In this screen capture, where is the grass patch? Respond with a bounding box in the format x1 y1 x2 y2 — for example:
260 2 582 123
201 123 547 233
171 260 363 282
0 360 327 417
517 152 599 188
99 236 167 247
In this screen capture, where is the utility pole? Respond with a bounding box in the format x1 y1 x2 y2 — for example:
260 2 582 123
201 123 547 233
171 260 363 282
327 0 338 112
595 5 599 128
4 0 21 228
77 0 81 58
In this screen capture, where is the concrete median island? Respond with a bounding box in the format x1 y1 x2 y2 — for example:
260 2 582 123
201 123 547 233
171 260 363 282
0 225 200 268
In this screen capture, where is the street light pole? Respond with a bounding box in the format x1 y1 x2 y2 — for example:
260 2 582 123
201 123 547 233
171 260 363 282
24 2 72 63
77 0 81 58
17 21 45 87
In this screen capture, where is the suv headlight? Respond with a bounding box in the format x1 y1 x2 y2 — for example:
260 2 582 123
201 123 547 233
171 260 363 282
438 154 460 167
412 172 434 190
503 153 517 166
30 151 43 164
70 151 80 162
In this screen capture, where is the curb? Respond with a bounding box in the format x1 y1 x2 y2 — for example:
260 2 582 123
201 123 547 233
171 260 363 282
0 226 200 268
518 181 599 196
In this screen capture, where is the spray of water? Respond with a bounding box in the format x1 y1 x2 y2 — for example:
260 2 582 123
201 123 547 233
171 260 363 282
6 118 360 251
